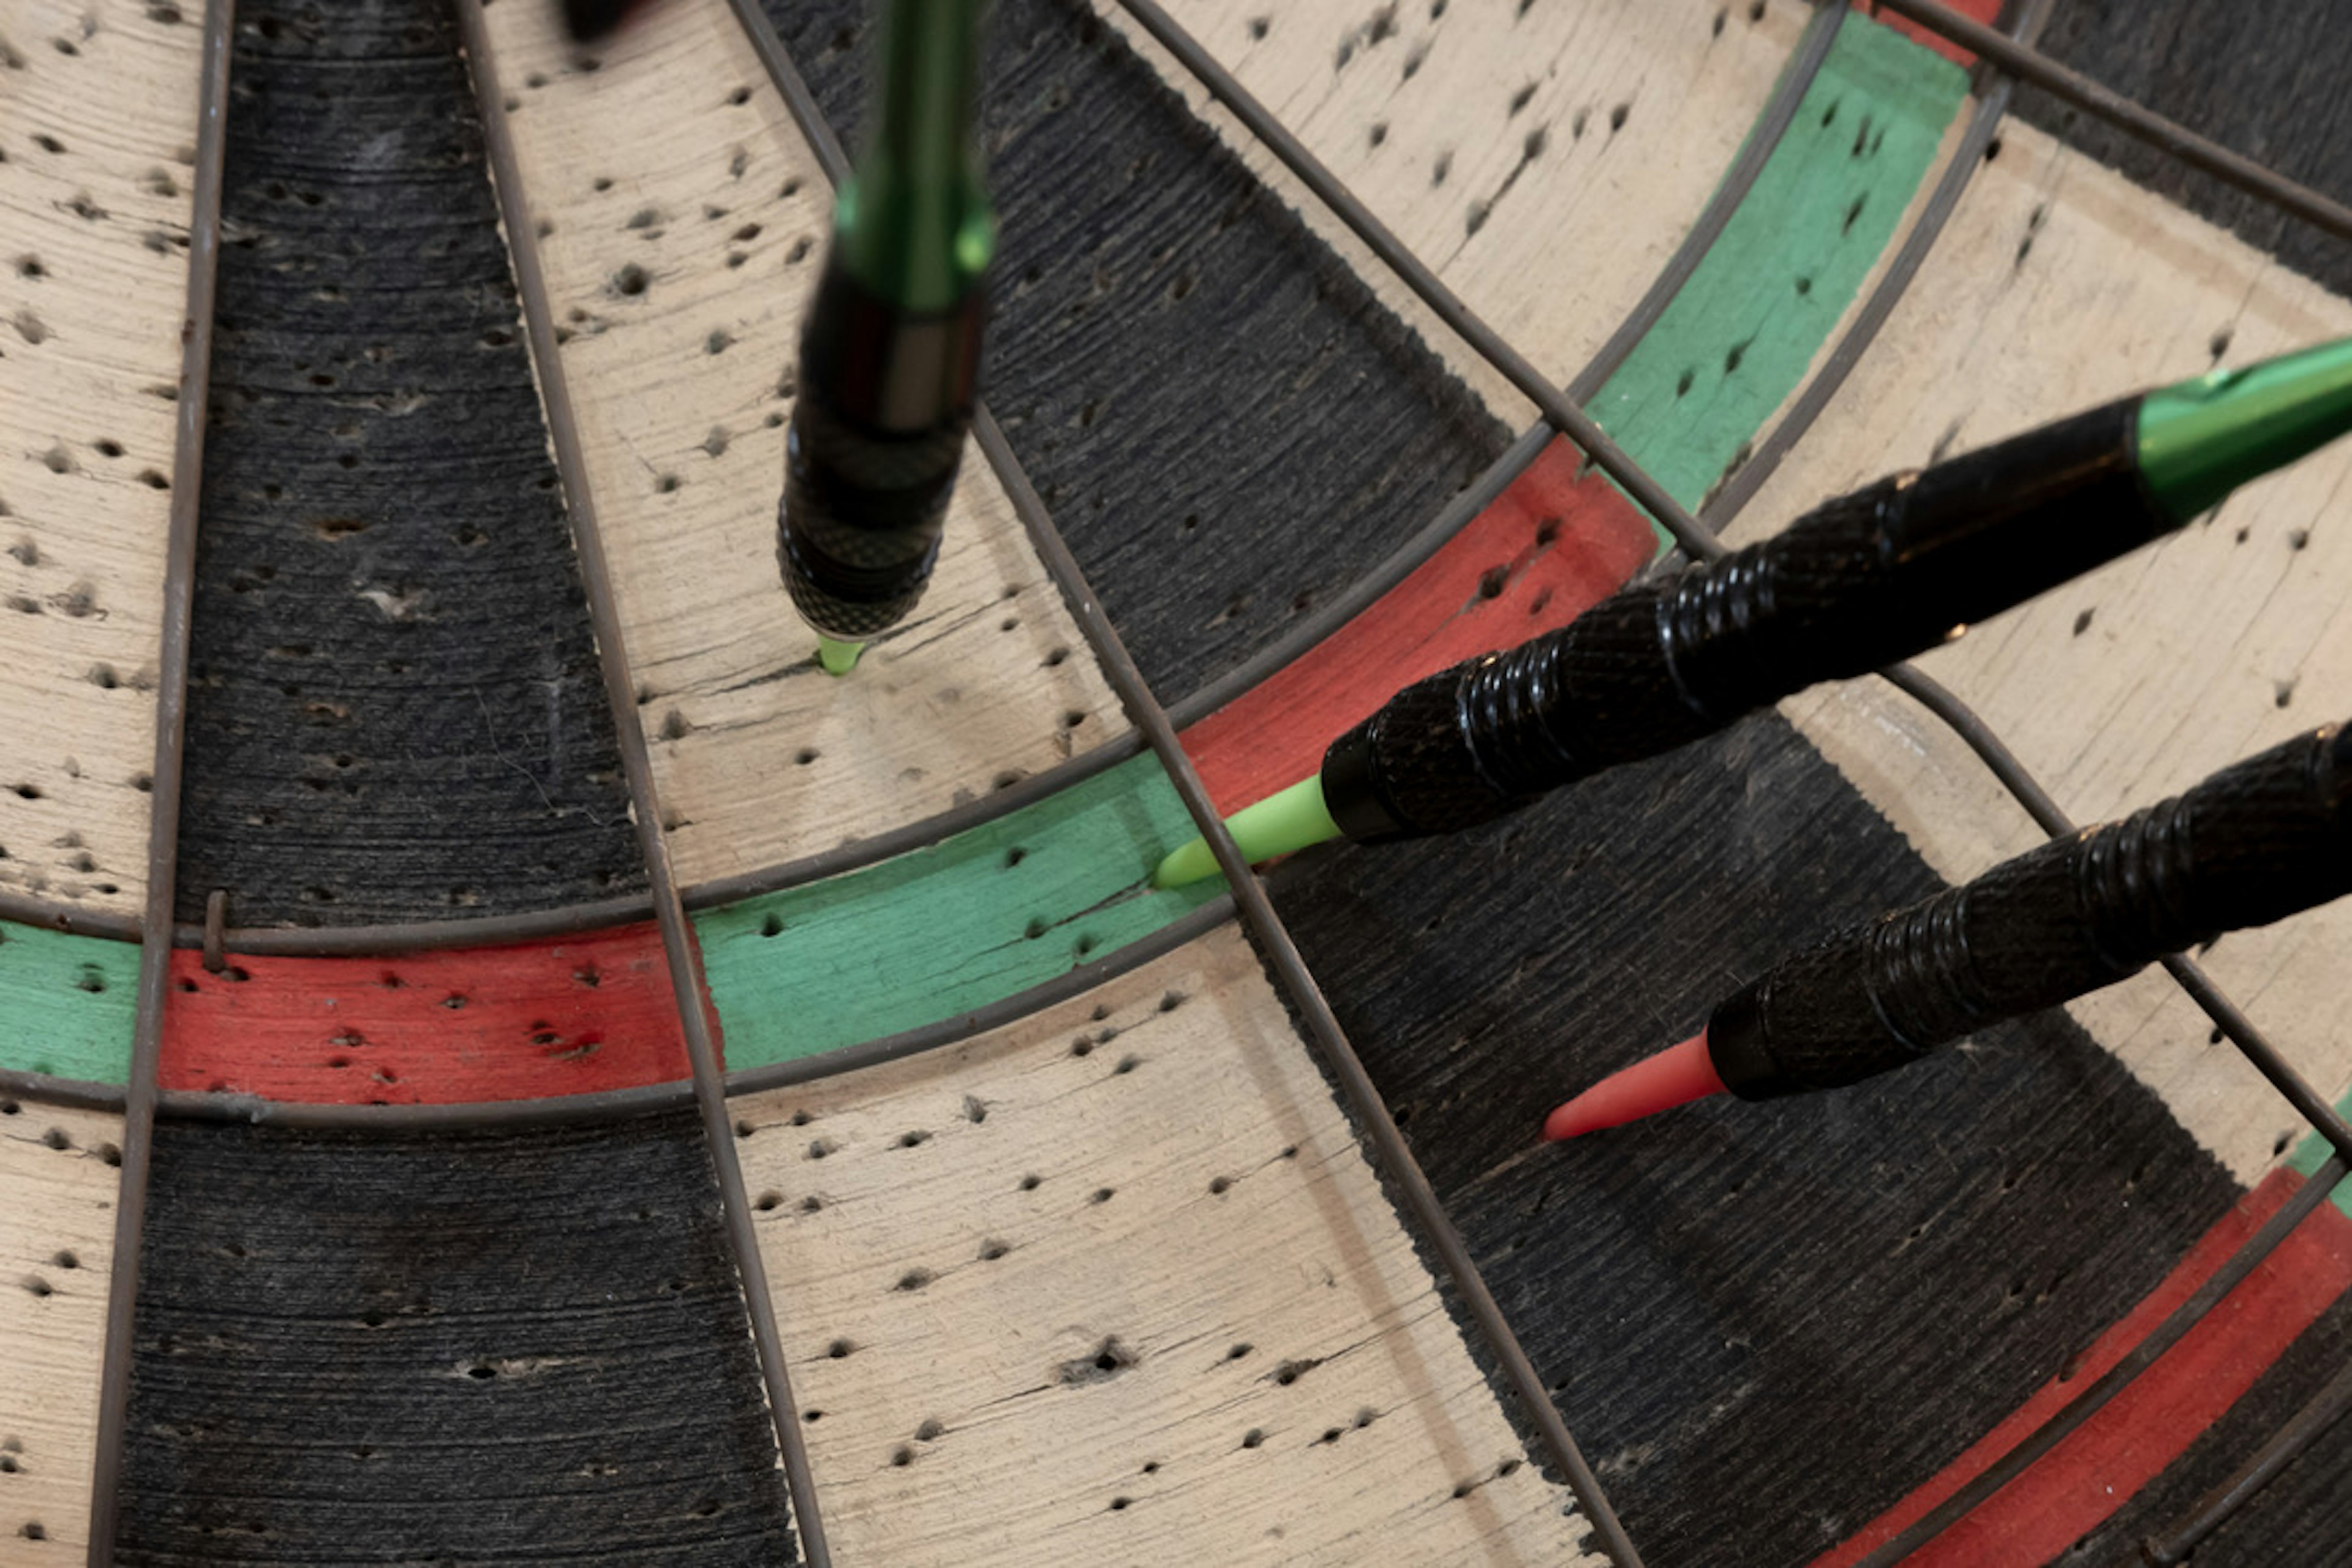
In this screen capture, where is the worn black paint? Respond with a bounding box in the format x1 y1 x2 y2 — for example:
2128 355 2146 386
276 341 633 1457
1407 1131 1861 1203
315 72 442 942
2023 0 2352 299
176 0 643 927
2049 1283 2352 1566
1273 713 2241 1566
768 0 1510 699
117 1110 797 1564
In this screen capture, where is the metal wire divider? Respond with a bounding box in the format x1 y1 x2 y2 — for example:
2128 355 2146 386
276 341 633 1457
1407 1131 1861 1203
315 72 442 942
1092 0 2352 1556
449 3 837 1561
723 1 1650 1561
81 0 232 1558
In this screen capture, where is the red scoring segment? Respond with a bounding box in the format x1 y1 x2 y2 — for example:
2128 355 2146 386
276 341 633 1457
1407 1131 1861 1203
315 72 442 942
1815 1169 2352 1564
1180 438 1657 815
160 923 698 1104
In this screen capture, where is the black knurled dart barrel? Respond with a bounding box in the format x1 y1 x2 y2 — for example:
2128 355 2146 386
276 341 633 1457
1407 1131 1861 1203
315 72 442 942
1705 720 2352 1098
1324 398 2166 842
778 261 984 643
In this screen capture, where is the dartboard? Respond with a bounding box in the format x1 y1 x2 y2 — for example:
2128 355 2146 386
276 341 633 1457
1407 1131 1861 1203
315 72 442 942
4 0 2350 1561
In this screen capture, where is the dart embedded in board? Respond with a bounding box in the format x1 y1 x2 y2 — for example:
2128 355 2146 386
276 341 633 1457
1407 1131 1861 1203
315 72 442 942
1546 718 2352 1138
1152 336 2352 889
777 0 996 677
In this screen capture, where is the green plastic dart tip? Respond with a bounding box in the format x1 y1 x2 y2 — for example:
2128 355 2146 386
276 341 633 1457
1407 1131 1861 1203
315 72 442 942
2138 334 2352 523
1151 774 1344 890
816 634 865 676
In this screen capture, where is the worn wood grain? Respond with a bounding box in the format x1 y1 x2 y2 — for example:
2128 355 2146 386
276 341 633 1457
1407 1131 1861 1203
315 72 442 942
0 920 135 1084
2026 0 2352 303
1126 0 1809 415
733 922 1599 1566
0 1101 121 1563
1270 712 2241 1566
695 752 1218 1072
771 0 1515 700
478 0 1128 888
172 0 643 928
1730 116 2352 1187
157 925 688 1104
0 0 201 919
116 1110 797 1563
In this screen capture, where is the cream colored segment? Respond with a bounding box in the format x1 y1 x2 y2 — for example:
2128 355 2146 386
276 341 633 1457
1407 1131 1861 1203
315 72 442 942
734 924 1596 1567
1732 121 2352 1184
477 0 1121 887
0 0 200 916
1112 0 1809 413
0 1101 122 1561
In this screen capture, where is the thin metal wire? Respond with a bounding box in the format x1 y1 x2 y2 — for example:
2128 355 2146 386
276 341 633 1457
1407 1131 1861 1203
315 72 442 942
1852 1156 2352 1568
1701 0 2055 528
83 0 232 1555
976 405 1650 1567
1871 0 2352 247
1111 0 1716 564
0 893 1236 1128
1107 0 2352 1558
723 4 1647 1558
450 8 831 1560
2139 1339 2352 1564
1167 0 1847 730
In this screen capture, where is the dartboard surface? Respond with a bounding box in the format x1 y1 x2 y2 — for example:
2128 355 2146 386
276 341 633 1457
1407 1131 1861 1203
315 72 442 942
4 0 2351 1562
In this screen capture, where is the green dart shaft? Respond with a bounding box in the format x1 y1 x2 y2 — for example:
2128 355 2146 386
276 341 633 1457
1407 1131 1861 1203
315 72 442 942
837 0 995 313
2138 334 2352 523
1152 333 2352 889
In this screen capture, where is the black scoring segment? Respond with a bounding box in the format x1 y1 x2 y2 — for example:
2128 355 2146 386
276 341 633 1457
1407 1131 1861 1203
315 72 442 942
769 0 1512 698
1273 712 2241 1564
175 0 642 926
2022 0 2352 298
116 1110 797 1564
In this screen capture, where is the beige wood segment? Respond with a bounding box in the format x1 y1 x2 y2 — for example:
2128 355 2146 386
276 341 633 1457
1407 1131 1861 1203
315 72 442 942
0 0 200 916
0 1100 121 1561
1112 0 1810 414
1730 119 2352 1185
476 0 1122 889
734 923 1596 1566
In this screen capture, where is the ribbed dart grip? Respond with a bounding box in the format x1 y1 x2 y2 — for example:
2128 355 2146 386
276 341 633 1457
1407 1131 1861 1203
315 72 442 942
1709 722 2352 1098
1329 398 2168 839
778 260 983 642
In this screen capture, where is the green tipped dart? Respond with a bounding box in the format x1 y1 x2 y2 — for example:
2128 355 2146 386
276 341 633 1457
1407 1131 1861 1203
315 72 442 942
2139 334 2352 523
1151 774 1343 890
816 634 865 677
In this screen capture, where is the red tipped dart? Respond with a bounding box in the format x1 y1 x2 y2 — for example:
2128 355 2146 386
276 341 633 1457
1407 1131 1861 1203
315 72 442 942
1544 1031 1727 1140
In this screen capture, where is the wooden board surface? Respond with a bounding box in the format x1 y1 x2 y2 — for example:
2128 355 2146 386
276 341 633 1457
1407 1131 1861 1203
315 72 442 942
1729 116 2352 1186
0 0 200 920
172 0 646 929
1127 0 1806 416
696 752 1218 1072
0 1101 121 1564
0 918 135 1083
733 922 1597 1566
1270 709 2243 1565
478 0 1126 891
157 926 688 1104
118 1109 797 1563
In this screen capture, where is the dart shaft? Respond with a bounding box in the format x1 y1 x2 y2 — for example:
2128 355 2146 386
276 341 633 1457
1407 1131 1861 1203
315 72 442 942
778 0 993 647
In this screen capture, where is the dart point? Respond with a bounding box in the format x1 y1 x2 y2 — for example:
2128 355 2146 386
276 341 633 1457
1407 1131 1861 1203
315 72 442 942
1544 1031 1726 1140
2138 334 2352 522
1151 774 1343 889
816 634 865 676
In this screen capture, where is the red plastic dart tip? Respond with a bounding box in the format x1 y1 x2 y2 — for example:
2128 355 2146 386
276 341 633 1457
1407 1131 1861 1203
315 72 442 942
1544 1031 1727 1140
